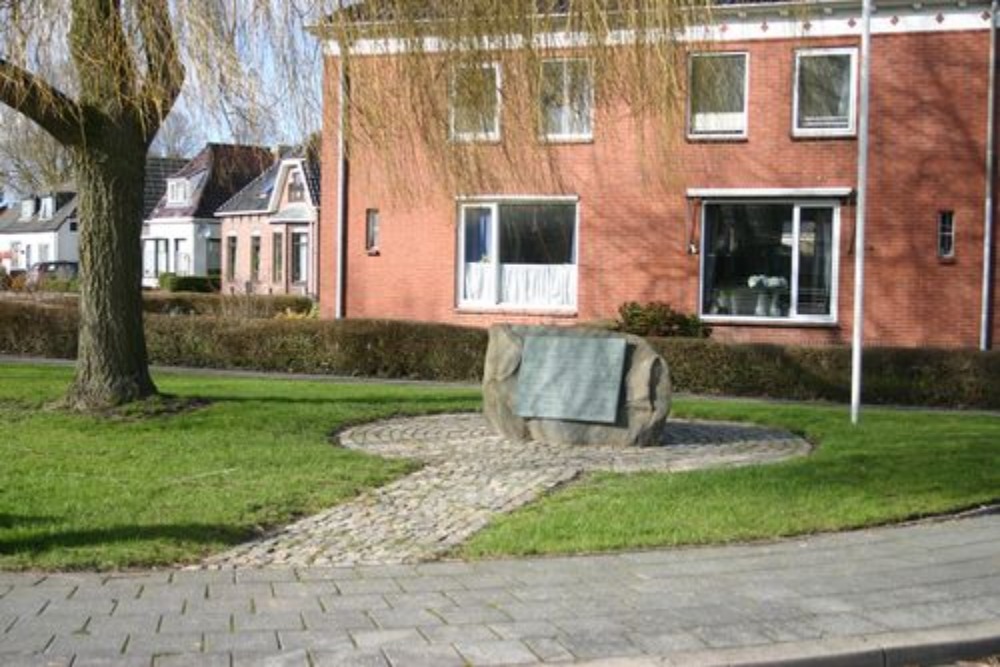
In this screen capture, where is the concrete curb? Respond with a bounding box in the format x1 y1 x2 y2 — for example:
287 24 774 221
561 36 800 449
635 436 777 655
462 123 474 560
575 621 1000 666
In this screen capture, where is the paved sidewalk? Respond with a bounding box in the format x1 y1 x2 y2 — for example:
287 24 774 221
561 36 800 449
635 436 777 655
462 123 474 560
204 414 810 568
2 515 999 666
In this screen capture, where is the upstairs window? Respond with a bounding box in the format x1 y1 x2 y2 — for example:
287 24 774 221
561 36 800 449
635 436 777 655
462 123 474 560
450 63 501 142
167 179 189 205
794 48 857 137
688 52 749 139
287 171 306 203
938 211 955 260
39 197 55 220
20 199 36 220
540 59 593 141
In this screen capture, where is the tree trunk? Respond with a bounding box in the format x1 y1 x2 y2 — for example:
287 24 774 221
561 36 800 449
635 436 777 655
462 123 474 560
65 139 158 410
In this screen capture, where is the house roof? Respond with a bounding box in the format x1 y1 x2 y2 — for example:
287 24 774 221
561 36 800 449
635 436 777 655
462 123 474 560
0 156 190 236
148 143 274 220
144 156 190 218
215 153 321 217
0 191 78 234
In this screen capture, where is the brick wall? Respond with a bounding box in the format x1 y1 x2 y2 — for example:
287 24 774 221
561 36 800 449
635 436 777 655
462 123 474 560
319 28 999 349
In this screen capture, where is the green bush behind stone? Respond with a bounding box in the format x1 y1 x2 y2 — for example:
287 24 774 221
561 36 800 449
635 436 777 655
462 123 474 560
1 300 998 407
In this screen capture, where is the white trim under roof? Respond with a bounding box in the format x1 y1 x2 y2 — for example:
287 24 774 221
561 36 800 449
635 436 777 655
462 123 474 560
687 187 853 198
319 1 993 57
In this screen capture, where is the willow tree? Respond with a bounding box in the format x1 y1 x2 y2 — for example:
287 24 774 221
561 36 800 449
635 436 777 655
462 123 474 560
0 1 318 410
315 0 727 198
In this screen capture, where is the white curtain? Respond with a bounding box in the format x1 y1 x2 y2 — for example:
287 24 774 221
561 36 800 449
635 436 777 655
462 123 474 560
464 262 576 308
501 264 576 308
463 262 493 303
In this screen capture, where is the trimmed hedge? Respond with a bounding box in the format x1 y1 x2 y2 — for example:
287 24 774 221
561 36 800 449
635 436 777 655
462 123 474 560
2 300 999 408
160 275 221 293
142 293 314 318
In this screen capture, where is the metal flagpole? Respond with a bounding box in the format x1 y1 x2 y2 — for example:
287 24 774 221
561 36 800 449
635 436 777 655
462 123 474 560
851 0 873 425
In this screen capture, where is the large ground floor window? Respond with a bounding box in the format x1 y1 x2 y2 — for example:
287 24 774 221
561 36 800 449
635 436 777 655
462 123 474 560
142 239 169 280
458 199 577 310
701 201 839 322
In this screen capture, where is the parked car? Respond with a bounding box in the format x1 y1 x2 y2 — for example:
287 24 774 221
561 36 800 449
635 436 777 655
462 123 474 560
26 261 79 288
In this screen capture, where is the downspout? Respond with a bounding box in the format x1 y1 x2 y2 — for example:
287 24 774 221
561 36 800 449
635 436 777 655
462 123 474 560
981 0 998 350
335 57 349 319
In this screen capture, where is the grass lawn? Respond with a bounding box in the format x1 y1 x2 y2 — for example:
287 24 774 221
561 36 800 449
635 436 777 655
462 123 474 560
0 363 480 570
461 398 1000 558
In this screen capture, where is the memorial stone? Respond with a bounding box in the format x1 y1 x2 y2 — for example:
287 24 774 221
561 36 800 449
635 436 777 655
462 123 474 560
483 324 671 446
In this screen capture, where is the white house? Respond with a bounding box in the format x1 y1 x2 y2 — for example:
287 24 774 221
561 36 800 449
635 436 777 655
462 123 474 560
142 143 272 288
0 191 79 272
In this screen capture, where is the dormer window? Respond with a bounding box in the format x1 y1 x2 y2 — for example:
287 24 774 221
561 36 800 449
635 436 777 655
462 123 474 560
39 196 55 220
287 171 306 203
20 198 36 221
167 179 189 205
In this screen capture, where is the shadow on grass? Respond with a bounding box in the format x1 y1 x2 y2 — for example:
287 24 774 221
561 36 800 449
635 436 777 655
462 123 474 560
0 523 253 554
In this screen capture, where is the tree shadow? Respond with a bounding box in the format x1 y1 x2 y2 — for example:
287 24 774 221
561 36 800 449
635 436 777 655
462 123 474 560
0 523 253 554
205 394 478 407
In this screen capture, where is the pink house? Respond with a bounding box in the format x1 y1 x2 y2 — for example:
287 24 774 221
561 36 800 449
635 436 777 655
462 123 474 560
215 154 321 298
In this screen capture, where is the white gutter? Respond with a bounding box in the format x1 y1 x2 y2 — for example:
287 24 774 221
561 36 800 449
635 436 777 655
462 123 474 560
851 0 873 425
335 60 348 320
982 0 997 351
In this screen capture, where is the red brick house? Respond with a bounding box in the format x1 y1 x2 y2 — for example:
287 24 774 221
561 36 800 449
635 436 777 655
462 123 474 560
314 0 999 349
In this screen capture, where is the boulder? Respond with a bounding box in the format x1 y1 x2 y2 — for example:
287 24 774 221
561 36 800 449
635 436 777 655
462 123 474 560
482 324 671 446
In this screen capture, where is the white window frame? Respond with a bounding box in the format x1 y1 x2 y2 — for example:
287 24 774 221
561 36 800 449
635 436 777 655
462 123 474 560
540 58 595 143
39 197 56 220
365 208 380 253
698 199 841 325
792 47 858 138
167 179 189 205
687 51 750 140
449 63 502 143
456 196 580 313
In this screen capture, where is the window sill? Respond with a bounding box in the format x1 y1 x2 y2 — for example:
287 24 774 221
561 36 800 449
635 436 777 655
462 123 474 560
686 133 749 143
457 305 578 318
702 315 839 328
366 248 380 257
792 129 856 140
541 135 594 145
938 256 956 265
449 135 501 144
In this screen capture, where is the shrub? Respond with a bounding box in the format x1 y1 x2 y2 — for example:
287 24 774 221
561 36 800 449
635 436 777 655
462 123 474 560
2 299 998 409
157 273 177 290
142 293 313 318
8 273 27 292
160 275 220 293
38 278 80 293
617 301 711 338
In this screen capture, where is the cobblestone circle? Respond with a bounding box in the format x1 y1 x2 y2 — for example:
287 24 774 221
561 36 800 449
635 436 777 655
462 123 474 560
203 414 811 569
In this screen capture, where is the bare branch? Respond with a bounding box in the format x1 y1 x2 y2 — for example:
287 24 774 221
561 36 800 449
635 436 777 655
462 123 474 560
0 58 83 147
136 0 185 142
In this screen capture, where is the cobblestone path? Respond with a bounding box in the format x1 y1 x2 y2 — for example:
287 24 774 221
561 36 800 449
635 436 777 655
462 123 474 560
204 414 811 568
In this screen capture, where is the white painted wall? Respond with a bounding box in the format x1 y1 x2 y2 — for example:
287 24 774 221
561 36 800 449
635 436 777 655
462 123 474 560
0 229 72 272
141 217 220 288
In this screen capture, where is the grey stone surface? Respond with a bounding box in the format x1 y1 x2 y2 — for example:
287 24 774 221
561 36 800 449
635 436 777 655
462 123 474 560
1 515 999 665
204 413 808 568
483 325 671 446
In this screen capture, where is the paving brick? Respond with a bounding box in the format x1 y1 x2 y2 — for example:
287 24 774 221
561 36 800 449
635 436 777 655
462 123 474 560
350 627 426 650
156 653 230 667
204 630 279 653
310 647 389 667
232 650 310 667
381 644 466 667
277 629 353 652
369 608 444 630
419 623 499 644
234 612 304 632
159 612 232 634
123 631 203 656
454 639 540 665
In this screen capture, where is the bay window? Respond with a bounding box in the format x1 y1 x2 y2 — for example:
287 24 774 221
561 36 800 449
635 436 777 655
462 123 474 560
701 201 838 322
794 48 857 136
458 199 577 310
688 52 749 138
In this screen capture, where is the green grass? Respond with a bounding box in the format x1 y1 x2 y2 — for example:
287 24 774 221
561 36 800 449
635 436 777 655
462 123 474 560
0 364 480 570
461 398 1000 558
